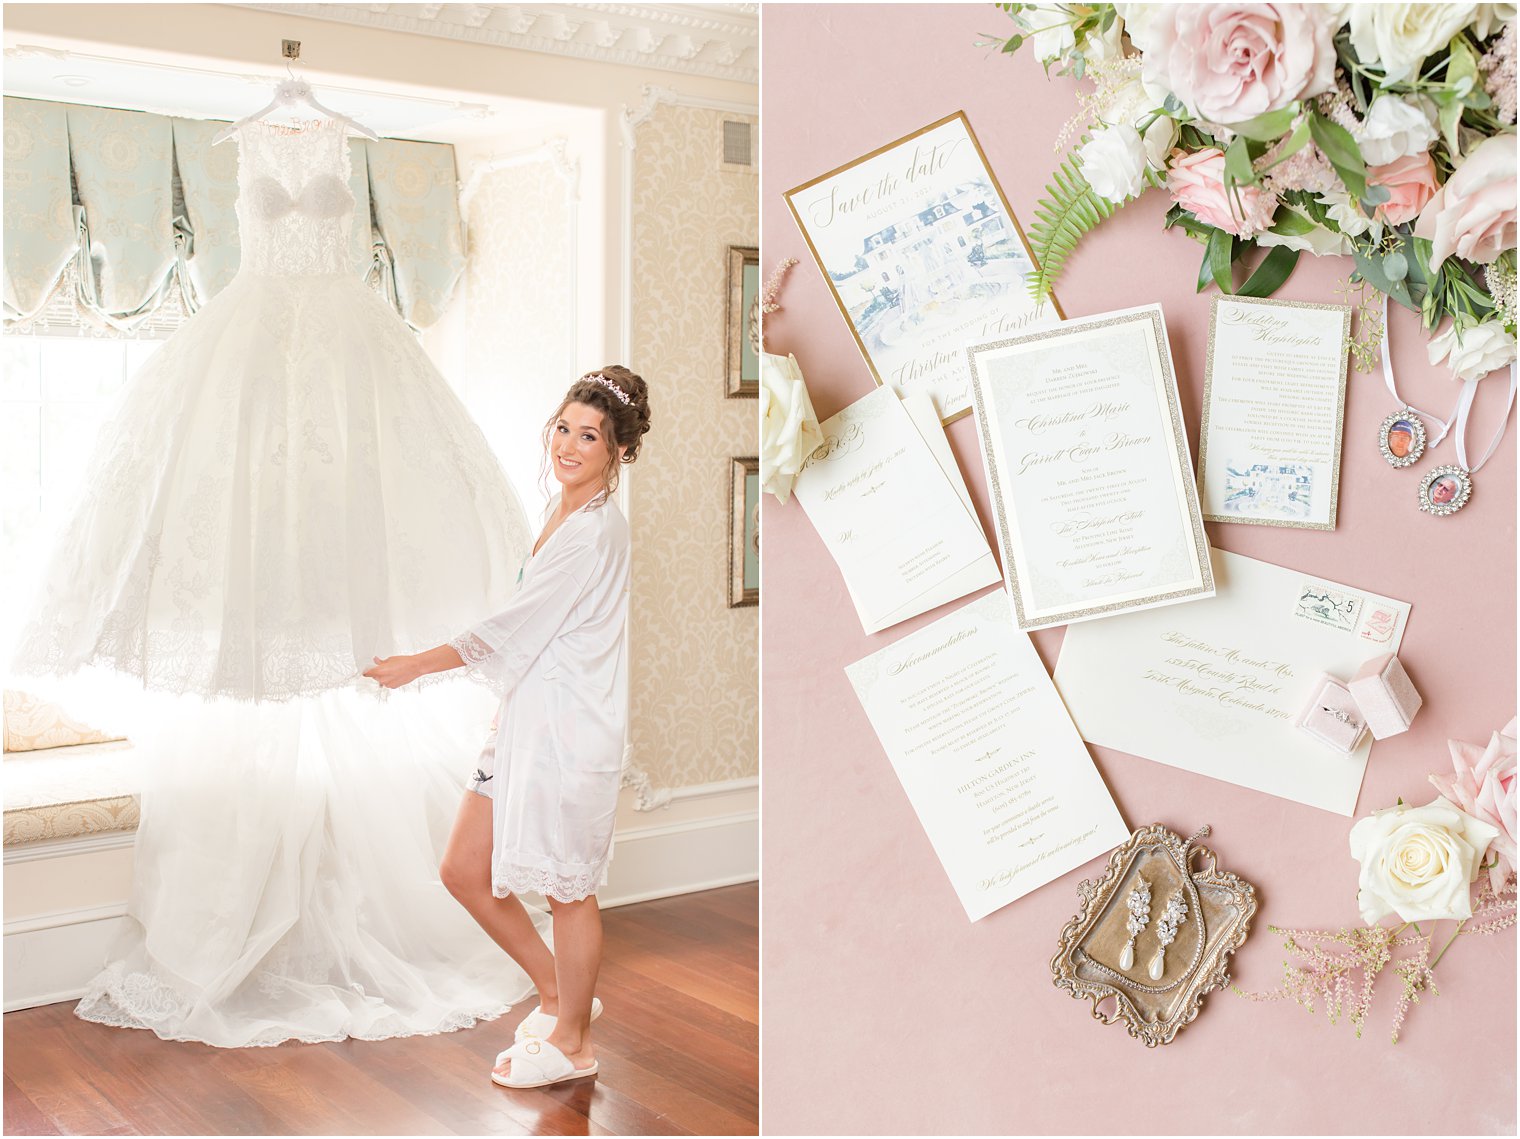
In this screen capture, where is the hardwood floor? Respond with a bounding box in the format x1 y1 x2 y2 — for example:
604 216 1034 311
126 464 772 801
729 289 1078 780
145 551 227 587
3 883 758 1136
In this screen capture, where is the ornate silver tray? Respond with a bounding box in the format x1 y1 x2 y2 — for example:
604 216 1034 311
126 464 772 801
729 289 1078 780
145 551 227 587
1051 824 1257 1047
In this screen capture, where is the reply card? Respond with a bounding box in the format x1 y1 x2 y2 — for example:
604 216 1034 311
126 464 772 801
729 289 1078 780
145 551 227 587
1196 296 1351 529
784 111 1058 423
968 304 1214 631
1054 549 1412 816
794 385 1000 635
846 590 1127 920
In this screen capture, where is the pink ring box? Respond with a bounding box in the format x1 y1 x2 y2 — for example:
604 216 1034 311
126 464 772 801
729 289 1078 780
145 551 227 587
1348 653 1422 740
1297 674 1367 754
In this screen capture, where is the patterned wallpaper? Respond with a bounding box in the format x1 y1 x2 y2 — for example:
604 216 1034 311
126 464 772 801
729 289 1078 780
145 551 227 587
629 102 759 792
458 155 577 511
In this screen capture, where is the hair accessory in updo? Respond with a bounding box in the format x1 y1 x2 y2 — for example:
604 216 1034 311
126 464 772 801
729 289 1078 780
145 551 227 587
584 372 632 406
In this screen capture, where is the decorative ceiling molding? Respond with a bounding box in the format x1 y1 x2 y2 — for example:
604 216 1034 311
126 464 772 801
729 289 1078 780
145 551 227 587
233 3 758 86
619 82 755 149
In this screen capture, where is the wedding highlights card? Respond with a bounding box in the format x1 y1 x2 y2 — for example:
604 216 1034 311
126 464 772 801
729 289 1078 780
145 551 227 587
793 386 1000 635
784 111 1058 423
1196 296 1352 530
967 304 1214 632
1054 549 1412 816
845 590 1127 920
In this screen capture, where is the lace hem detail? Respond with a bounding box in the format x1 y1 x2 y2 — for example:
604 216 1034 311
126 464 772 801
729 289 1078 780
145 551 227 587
494 862 607 904
73 961 523 1049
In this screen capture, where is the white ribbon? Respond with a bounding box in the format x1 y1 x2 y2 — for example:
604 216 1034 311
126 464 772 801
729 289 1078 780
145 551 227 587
1451 362 1518 476
1380 294 1461 446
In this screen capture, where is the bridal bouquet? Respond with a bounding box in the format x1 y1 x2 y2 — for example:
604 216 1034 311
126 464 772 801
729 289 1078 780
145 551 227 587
993 3 1517 380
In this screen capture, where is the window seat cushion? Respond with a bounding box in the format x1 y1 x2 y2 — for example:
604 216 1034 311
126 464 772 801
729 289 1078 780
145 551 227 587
3 740 138 846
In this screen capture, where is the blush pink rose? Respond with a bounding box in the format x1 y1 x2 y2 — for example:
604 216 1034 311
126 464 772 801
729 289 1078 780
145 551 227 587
1431 718 1517 894
1132 4 1341 126
1414 135 1518 269
1369 151 1439 226
1166 148 1279 237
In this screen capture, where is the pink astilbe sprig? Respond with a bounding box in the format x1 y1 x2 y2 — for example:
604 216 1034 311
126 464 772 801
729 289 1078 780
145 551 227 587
1482 23 1517 125
1260 135 1339 195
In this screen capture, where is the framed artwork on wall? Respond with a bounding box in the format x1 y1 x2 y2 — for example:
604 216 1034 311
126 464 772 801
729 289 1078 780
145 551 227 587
726 245 760 397
729 455 759 607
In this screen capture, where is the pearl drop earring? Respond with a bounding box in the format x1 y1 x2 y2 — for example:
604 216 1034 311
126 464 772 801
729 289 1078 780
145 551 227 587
1118 877 1151 971
1149 889 1188 981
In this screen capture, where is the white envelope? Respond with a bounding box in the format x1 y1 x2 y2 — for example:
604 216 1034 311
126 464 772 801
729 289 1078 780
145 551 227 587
1054 548 1412 815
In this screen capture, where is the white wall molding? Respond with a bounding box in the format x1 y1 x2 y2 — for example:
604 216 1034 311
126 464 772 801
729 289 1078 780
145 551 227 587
600 804 757 907
458 135 580 216
4 903 128 1012
233 3 759 86
4 828 136 865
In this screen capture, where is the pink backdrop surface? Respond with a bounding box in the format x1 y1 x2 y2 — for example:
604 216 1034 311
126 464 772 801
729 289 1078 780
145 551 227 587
759 6 1517 1135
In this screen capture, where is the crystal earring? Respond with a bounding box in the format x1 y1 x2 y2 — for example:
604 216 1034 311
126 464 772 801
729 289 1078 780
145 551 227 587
1149 889 1189 981
1118 876 1151 970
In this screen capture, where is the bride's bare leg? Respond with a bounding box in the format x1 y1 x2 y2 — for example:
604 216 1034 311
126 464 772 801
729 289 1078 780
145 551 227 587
439 793 558 1009
542 894 602 1072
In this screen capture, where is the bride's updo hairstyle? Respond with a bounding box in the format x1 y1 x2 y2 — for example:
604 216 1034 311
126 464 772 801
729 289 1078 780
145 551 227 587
543 365 652 498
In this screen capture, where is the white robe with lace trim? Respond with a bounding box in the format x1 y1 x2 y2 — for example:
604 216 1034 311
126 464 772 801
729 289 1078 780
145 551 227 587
450 494 630 902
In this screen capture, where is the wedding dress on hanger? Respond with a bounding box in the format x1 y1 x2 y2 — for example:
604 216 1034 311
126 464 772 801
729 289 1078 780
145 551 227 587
10 112 544 1047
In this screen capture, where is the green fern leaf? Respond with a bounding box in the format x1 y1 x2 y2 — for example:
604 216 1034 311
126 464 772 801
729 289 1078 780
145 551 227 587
1024 147 1118 303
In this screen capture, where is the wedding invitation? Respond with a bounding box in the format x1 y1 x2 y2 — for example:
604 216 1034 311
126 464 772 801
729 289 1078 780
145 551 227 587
845 590 1127 920
1054 549 1412 815
967 304 1214 632
784 111 1058 424
1196 296 1351 529
794 385 1000 635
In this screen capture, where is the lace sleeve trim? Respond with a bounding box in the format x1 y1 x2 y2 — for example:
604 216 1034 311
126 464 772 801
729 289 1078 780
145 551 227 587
448 632 496 671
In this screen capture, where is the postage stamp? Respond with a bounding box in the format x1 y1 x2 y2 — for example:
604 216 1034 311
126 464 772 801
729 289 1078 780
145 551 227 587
1295 582 1363 632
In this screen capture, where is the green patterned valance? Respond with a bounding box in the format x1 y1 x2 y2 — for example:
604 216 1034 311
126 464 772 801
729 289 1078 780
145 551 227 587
3 96 465 330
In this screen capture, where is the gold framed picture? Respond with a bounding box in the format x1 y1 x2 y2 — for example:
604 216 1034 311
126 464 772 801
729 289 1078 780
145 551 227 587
729 456 759 607
727 245 760 398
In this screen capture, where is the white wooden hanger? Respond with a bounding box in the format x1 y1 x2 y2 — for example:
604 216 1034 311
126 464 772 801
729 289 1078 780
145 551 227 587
213 78 379 145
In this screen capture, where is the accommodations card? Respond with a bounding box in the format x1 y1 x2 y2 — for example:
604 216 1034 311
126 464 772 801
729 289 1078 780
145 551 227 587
1196 296 1352 529
845 589 1127 920
1054 549 1412 816
793 385 999 635
784 111 1058 424
968 304 1214 632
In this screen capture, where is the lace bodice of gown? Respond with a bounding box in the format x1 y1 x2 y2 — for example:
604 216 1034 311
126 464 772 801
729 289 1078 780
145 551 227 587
235 119 355 277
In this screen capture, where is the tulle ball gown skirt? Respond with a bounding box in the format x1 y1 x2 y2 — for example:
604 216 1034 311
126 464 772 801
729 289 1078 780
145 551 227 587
10 271 546 1047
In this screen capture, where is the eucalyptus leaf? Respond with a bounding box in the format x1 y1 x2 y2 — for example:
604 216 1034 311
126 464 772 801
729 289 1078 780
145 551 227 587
1384 250 1408 281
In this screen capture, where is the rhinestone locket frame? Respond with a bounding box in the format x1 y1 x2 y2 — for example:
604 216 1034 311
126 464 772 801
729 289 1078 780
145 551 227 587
1378 408 1427 468
1418 464 1472 516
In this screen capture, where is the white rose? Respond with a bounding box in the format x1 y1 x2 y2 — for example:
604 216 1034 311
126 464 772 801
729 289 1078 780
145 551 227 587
1082 16 1126 62
1318 188 1378 238
1349 799 1499 924
1020 3 1077 62
1349 4 1478 85
1141 115 1179 169
1257 216 1354 256
1427 318 1519 382
759 352 824 504
1078 123 1148 202
1357 95 1439 165
1473 3 1517 38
